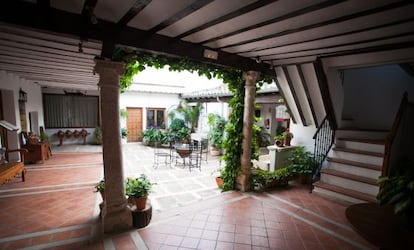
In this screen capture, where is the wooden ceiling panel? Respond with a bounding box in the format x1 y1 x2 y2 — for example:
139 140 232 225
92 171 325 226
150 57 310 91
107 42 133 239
265 35 414 61
158 0 256 37
216 0 406 52
127 0 196 30
95 0 137 23
222 3 414 56
181 0 317 44
50 0 85 14
240 21 414 58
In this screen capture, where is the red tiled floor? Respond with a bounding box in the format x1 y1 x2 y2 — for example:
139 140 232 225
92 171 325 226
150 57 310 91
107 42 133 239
0 150 380 249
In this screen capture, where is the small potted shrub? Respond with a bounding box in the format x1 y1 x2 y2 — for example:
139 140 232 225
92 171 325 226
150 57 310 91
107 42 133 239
94 179 105 201
287 146 314 184
273 134 285 147
125 174 155 210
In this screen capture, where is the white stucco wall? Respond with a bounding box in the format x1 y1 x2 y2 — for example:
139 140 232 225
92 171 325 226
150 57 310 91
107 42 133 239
0 70 44 132
342 65 414 130
120 91 180 130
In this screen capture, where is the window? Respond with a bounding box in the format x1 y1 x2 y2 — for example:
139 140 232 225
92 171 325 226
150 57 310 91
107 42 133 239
43 94 98 128
146 108 165 129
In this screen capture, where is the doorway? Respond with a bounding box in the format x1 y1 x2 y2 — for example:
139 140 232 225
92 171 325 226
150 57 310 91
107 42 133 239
126 107 143 142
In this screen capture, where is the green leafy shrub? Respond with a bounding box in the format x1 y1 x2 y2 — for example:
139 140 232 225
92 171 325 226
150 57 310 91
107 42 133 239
125 174 155 198
251 168 291 191
287 146 314 176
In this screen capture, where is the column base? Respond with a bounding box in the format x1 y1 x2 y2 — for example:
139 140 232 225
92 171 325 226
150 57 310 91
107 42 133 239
102 202 132 233
236 174 251 192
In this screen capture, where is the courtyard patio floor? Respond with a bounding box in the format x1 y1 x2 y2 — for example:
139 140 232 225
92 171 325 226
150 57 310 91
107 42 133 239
0 142 376 249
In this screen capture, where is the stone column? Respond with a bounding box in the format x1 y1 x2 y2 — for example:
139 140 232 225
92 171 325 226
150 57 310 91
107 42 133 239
94 59 132 233
237 71 260 191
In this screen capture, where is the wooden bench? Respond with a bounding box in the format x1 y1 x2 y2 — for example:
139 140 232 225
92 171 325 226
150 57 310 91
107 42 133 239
0 149 27 186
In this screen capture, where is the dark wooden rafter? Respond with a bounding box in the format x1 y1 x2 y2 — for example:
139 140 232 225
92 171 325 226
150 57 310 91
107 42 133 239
261 29 414 60
243 18 414 55
266 40 414 62
313 59 337 130
175 0 278 40
148 0 214 33
216 1 412 50
297 65 318 127
282 66 306 125
0 1 274 76
117 0 152 27
202 0 346 46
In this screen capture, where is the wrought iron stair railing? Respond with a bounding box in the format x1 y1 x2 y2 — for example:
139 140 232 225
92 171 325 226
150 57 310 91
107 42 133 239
311 114 335 191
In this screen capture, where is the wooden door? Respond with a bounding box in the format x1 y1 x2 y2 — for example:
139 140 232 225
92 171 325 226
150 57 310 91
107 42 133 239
126 107 143 142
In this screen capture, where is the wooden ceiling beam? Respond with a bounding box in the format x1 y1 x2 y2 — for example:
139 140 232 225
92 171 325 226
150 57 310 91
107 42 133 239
117 0 152 27
148 0 214 33
175 0 278 39
238 18 414 56
200 0 345 45
216 1 412 50
0 0 275 76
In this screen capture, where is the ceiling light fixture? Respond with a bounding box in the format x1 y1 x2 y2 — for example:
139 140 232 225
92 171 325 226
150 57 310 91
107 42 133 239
203 49 218 60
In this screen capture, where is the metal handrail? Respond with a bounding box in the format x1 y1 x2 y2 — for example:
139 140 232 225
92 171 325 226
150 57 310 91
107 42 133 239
311 114 335 191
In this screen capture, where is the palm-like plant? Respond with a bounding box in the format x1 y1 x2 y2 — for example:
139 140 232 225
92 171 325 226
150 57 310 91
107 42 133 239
173 101 203 132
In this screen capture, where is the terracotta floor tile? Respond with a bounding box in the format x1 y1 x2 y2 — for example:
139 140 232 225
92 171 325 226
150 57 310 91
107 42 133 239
234 233 251 245
235 225 250 235
251 235 269 248
234 243 252 250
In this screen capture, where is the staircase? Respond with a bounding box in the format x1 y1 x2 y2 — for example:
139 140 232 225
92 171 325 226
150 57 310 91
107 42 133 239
312 129 388 205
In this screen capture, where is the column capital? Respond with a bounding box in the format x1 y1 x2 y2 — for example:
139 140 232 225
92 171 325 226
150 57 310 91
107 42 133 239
94 59 125 76
243 71 261 84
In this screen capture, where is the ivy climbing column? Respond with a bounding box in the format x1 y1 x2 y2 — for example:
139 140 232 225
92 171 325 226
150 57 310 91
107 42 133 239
237 71 260 191
94 59 132 233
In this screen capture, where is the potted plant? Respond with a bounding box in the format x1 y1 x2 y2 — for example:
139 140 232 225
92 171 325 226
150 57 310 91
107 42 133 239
377 159 414 231
207 113 227 156
286 146 314 184
125 174 155 210
94 179 105 201
282 128 294 146
211 167 224 189
273 134 285 147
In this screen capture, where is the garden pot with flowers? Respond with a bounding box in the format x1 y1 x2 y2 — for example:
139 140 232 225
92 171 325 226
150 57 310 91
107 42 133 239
125 174 155 210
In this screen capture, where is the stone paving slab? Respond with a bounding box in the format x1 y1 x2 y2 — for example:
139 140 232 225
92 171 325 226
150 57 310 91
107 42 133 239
51 142 224 213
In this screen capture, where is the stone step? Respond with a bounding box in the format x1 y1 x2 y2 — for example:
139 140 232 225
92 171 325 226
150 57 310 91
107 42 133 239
320 169 379 196
327 157 382 179
335 138 385 154
335 129 388 141
313 181 377 204
331 147 384 165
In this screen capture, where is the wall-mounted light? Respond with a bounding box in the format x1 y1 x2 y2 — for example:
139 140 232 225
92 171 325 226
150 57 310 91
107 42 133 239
203 49 218 60
19 88 27 103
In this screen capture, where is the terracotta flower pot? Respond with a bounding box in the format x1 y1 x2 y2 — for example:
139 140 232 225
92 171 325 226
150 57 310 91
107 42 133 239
215 176 223 188
134 196 148 210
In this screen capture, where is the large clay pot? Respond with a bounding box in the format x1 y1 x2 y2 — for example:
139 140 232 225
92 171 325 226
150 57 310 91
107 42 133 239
215 176 223 188
134 196 148 210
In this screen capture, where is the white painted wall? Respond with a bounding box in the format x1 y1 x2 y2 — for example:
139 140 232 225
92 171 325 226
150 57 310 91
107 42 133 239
342 65 414 130
290 122 317 152
0 70 44 133
120 91 180 130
